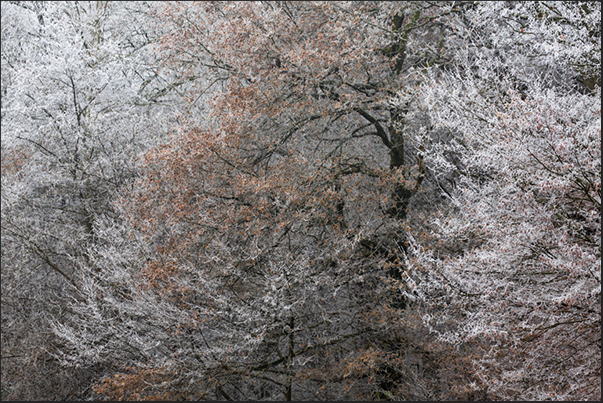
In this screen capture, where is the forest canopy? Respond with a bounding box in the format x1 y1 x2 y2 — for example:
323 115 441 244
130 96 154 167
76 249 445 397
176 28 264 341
1 1 600 401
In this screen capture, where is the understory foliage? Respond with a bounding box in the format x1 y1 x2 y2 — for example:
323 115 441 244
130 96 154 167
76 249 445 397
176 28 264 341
1 1 600 401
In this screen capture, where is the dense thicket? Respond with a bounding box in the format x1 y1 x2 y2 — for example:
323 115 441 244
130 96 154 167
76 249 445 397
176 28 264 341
2 1 600 401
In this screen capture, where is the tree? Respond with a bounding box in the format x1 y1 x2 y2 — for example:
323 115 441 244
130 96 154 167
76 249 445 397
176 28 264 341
7 1 596 400
50 1 483 400
407 1 601 400
1 1 176 399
